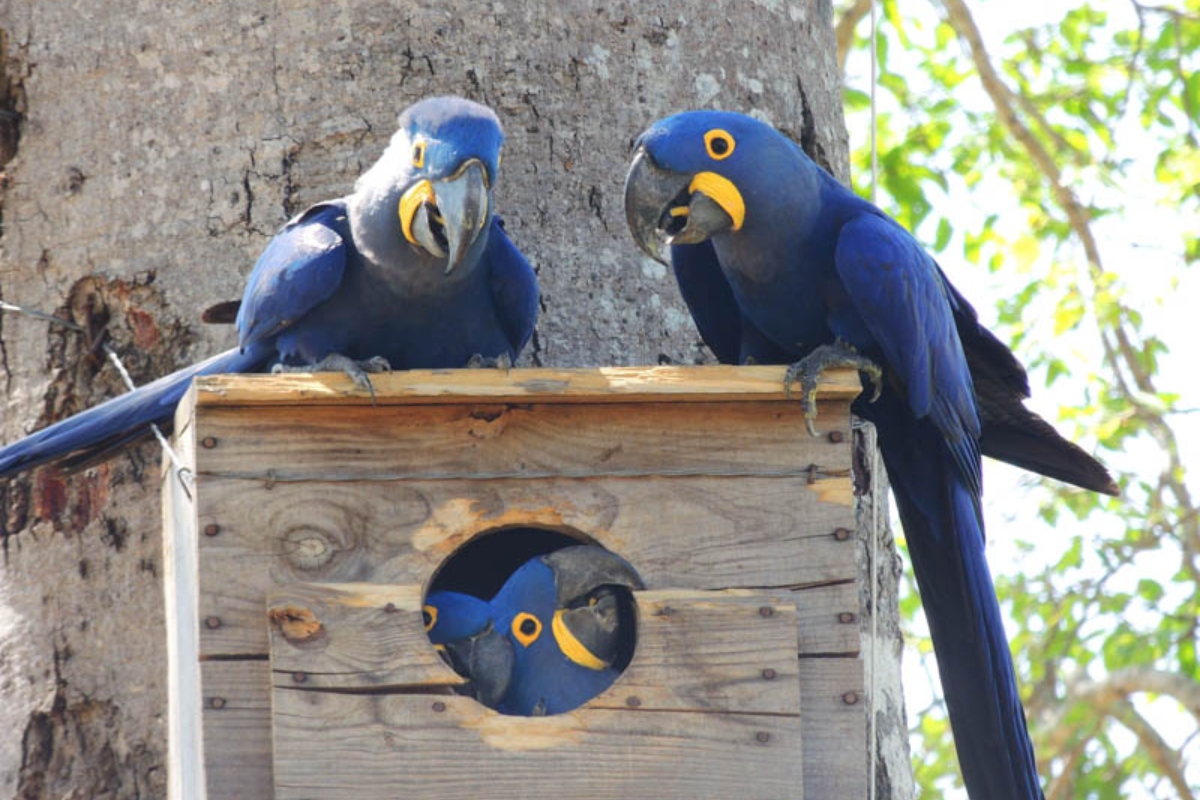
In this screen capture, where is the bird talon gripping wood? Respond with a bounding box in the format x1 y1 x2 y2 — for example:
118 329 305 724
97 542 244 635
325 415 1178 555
783 341 884 437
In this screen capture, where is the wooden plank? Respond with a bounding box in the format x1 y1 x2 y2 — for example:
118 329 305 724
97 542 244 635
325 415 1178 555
163 405 206 800
200 660 274 800
266 583 464 690
271 692 803 800
197 476 856 656
799 658 867 800
191 399 853 482
189 364 861 407
793 581 862 657
265 585 799 716
589 590 799 714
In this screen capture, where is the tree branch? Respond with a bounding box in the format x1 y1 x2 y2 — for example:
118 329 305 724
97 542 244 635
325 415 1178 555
835 0 873 73
1113 699 1196 800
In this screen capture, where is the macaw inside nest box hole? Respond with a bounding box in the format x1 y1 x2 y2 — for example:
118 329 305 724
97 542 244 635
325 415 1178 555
424 525 643 716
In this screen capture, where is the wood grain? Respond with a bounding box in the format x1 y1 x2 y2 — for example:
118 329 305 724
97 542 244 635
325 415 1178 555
271 693 804 800
199 660 275 800
190 399 853 483
800 658 868 800
189 364 862 407
793 580 861 657
266 583 464 690
163 403 205 800
266 585 800 716
197 476 856 656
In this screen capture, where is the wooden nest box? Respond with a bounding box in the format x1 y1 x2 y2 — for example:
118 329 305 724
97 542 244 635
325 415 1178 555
163 365 867 800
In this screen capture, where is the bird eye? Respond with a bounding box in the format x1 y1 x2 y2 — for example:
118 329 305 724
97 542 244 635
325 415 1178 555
422 604 437 632
412 140 426 169
512 612 542 647
704 129 735 160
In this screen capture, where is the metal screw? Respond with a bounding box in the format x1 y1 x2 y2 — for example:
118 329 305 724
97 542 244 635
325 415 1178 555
756 731 771 743
626 696 642 708
292 672 307 684
203 524 220 537
833 527 852 541
838 612 857 624
432 701 446 713
204 616 222 629
210 697 226 709
201 436 218 449
842 691 860 705
762 668 777 680
759 606 775 618
828 430 844 443
383 602 397 614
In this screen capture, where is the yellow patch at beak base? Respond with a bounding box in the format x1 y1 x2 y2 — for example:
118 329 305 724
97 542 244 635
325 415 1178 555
551 609 609 671
399 179 436 246
688 171 745 231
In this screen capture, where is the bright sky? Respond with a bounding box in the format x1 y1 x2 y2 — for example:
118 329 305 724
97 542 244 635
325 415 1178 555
843 1 1199 797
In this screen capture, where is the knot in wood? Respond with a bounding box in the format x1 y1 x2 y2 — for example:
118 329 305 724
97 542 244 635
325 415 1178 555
283 528 338 571
269 605 325 645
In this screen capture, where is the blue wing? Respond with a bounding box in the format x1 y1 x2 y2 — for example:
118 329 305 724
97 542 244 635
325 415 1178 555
236 202 349 351
485 216 539 359
833 213 982 498
669 241 742 363
669 241 793 365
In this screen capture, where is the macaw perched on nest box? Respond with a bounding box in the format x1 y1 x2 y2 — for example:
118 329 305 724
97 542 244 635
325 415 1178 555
0 95 537 479
625 109 1119 800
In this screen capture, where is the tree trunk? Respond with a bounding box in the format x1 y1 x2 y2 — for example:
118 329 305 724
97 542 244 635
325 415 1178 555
0 0 909 796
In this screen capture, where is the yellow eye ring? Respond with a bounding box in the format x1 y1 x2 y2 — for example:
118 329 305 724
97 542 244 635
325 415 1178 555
422 604 437 632
412 140 426 169
704 129 736 161
511 612 542 647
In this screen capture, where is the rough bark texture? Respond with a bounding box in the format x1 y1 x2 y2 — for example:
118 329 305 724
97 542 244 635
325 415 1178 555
0 0 909 797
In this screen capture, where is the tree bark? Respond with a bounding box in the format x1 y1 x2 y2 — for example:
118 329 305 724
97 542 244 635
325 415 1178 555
0 0 907 796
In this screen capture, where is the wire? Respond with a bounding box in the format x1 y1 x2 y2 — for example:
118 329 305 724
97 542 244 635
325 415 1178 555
0 300 194 497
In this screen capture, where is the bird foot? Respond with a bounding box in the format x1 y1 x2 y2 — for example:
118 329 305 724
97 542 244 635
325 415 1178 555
465 352 513 370
784 341 883 437
273 354 392 403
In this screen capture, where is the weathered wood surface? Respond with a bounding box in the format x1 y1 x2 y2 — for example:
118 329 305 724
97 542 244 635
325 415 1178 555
199 660 274 800
163 404 206 800
799 658 868 800
271 693 804 800
190 400 852 482
198 476 856 656
190 364 862 407
793 579 861 657
266 583 464 690
267 585 799 715
190 585 862 800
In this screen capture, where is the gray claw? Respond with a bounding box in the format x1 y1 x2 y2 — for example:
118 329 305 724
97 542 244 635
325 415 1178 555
272 353 394 404
465 352 512 370
784 341 883 437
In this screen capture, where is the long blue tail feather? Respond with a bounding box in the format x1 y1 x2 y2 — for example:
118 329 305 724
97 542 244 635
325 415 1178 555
868 394 1044 800
0 343 270 479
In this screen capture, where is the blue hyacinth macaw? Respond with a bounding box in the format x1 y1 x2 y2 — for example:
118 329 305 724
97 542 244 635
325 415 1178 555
0 96 538 479
425 545 644 716
625 110 1118 800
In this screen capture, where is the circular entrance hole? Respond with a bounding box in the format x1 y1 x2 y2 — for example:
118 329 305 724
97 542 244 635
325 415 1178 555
424 526 642 716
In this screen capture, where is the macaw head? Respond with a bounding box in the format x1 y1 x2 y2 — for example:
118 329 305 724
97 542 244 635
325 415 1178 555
624 110 806 264
428 545 643 716
353 96 504 275
490 545 644 716
424 589 515 707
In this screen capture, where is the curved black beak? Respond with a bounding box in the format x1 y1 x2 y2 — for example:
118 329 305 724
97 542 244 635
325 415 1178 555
442 625 514 708
543 545 645 607
624 148 736 265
